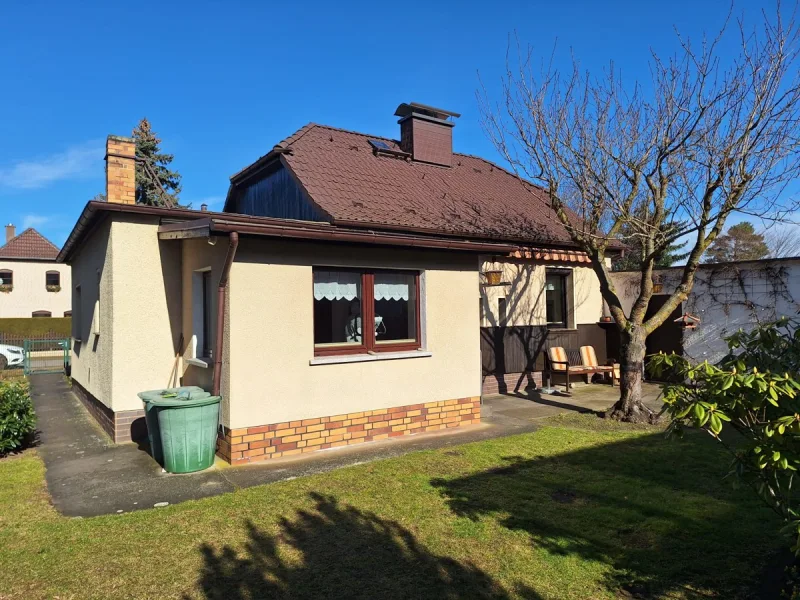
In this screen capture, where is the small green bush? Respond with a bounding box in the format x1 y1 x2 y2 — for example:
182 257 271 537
0 380 36 454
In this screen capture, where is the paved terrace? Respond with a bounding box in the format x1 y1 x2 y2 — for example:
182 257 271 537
29 374 664 517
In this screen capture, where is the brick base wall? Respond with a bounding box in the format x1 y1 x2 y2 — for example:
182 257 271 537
217 396 481 464
481 372 542 396
71 379 146 443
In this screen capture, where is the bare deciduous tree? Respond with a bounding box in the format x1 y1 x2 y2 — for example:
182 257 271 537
479 6 800 422
764 224 800 257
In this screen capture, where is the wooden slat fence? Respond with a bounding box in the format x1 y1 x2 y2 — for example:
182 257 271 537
481 324 609 375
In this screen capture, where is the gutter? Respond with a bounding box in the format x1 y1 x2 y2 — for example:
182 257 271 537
208 219 517 253
212 232 239 396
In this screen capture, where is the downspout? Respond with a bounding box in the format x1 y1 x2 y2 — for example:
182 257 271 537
212 231 239 396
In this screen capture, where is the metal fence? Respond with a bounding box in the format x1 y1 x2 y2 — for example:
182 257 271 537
0 333 70 375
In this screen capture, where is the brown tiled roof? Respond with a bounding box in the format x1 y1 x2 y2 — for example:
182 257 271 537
0 228 60 260
236 123 576 246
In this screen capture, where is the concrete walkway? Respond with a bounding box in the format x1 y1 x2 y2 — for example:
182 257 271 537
30 374 663 517
483 381 665 423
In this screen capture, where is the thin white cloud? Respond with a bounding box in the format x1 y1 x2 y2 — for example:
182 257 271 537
0 140 103 190
21 214 51 229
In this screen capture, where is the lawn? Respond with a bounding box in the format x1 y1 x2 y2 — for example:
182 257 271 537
0 413 783 599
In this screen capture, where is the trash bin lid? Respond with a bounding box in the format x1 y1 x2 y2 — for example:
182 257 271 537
137 386 208 403
148 394 221 408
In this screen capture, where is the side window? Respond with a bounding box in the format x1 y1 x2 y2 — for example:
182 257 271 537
46 271 61 289
0 269 12 289
92 269 101 336
192 269 213 359
545 270 571 328
498 297 508 326
202 271 212 357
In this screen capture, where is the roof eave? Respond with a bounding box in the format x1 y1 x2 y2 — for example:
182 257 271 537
157 216 519 253
0 256 60 262
58 201 217 263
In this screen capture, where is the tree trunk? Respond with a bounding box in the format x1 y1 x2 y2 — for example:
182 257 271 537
606 326 657 423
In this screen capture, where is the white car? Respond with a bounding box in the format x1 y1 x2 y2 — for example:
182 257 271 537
0 344 24 370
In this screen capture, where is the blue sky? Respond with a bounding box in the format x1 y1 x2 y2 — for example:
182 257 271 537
0 0 785 247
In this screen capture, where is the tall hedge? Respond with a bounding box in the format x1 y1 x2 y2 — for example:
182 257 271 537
0 318 71 338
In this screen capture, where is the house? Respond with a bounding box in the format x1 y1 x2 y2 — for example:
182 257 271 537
0 225 71 318
59 102 609 462
611 256 800 365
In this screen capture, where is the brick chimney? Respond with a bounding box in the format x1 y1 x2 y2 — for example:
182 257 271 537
5 224 15 243
394 102 460 167
105 135 137 204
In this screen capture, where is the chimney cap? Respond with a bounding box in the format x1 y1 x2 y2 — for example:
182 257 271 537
107 134 136 143
394 102 460 120
200 203 208 212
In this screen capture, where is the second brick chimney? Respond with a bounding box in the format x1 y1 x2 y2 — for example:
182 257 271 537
395 102 460 167
105 135 136 204
5 224 15 243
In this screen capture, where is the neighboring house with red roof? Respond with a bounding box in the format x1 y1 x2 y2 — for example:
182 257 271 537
59 103 613 458
0 225 71 318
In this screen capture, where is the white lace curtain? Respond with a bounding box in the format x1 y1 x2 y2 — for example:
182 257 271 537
374 273 411 301
313 271 360 301
313 271 411 301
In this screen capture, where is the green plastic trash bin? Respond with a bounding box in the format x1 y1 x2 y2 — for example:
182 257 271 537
137 387 209 466
148 393 221 474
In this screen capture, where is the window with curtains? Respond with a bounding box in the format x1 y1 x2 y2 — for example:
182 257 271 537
313 268 420 355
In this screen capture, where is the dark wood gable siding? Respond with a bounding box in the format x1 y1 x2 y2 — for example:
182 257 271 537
230 162 329 222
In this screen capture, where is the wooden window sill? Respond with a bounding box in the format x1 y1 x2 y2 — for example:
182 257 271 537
310 350 432 366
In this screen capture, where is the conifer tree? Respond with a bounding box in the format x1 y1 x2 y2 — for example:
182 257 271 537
613 217 689 271
705 222 769 263
132 118 182 206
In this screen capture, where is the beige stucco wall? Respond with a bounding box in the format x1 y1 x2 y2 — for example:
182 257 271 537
226 239 481 428
574 266 605 324
108 216 183 412
479 257 604 327
0 259 71 318
69 215 184 413
69 219 113 407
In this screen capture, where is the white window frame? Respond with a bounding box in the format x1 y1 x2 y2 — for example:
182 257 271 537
189 267 213 367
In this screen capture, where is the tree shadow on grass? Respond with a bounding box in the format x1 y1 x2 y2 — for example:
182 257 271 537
432 432 781 600
190 492 541 600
